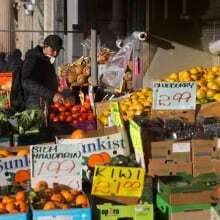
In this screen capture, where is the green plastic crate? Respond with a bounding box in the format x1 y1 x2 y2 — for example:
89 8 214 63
156 194 211 220
97 202 153 220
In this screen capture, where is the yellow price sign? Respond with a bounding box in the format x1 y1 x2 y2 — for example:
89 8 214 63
111 101 123 127
92 165 145 198
129 119 144 155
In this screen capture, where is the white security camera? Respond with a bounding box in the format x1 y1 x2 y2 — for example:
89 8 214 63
209 40 220 54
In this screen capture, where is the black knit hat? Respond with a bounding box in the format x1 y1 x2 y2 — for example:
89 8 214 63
43 35 64 50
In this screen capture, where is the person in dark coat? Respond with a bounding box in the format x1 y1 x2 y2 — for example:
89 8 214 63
21 35 64 109
9 49 24 112
6 49 23 73
0 52 7 72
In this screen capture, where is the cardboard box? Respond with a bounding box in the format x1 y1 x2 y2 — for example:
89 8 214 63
32 207 91 220
191 139 220 161
197 102 220 119
147 159 192 176
151 141 191 162
157 174 220 205
0 212 30 220
151 109 195 123
97 202 153 220
193 159 220 176
0 146 30 195
156 194 211 220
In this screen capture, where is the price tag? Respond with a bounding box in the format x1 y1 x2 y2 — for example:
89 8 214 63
111 101 123 127
88 85 94 107
92 165 145 197
172 142 190 153
152 81 196 110
129 119 143 155
217 139 220 149
30 144 82 190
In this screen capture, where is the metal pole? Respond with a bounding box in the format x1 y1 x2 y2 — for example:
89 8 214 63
91 29 98 86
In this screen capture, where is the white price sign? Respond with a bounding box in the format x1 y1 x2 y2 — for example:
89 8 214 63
152 82 196 110
30 144 82 190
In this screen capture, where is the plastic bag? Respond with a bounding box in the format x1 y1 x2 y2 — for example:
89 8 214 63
101 41 134 91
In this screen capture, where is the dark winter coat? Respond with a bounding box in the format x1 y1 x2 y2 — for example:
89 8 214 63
21 45 58 108
0 59 7 72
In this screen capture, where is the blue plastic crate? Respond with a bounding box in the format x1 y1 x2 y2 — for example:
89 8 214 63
32 207 91 220
0 212 30 220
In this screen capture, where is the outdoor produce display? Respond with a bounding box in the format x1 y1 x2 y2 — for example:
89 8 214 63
3 39 220 220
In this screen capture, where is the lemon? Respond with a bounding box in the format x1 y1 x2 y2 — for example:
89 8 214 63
205 72 216 80
206 89 217 98
168 72 178 81
196 66 203 72
214 93 220 101
207 81 219 90
190 74 199 80
190 68 199 74
99 115 108 126
196 89 206 99
212 66 219 72
215 76 220 86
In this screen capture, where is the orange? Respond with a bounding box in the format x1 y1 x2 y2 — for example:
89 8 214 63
75 194 88 206
0 202 5 211
100 152 111 164
71 129 87 139
15 191 26 201
5 202 16 212
51 193 64 203
87 154 104 168
16 200 28 212
16 148 29 156
60 190 74 203
43 201 56 210
2 196 15 204
34 181 48 192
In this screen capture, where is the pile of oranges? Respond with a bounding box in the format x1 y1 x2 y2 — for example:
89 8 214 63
31 181 89 210
0 191 28 214
0 148 29 158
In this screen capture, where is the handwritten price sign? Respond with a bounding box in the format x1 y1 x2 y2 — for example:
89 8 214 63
30 144 82 190
92 165 145 198
152 82 196 110
129 119 143 155
111 101 123 127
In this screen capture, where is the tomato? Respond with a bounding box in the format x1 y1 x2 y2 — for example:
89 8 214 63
54 102 61 109
66 116 73 123
52 116 59 122
85 94 90 101
72 120 78 125
80 113 88 120
80 106 87 113
64 111 72 116
58 106 65 112
72 105 81 113
59 114 65 122
49 113 56 120
78 116 84 122
87 113 95 121
83 101 91 110
72 113 79 119
64 101 73 109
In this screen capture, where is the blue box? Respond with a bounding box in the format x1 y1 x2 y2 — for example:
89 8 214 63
32 207 91 220
0 212 30 220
